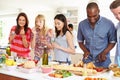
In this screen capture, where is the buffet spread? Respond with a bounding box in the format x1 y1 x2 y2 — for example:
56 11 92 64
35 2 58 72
0 53 120 80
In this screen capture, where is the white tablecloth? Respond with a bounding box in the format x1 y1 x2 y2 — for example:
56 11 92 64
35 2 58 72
0 66 120 80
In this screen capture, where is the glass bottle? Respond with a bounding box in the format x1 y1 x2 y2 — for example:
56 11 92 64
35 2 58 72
42 46 48 65
6 43 11 56
83 63 87 76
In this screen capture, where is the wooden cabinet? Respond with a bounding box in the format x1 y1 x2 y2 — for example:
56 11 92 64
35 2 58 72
0 73 26 80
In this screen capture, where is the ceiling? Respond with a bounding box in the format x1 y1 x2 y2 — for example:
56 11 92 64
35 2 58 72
0 0 88 13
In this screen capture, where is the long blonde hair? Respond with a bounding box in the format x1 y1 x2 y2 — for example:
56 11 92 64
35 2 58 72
35 14 47 36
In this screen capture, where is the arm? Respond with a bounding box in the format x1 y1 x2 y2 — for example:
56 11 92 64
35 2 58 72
98 23 117 62
98 43 116 62
78 42 90 58
31 27 36 49
53 31 75 54
20 29 30 48
9 28 16 43
62 31 75 54
21 34 29 48
9 33 16 44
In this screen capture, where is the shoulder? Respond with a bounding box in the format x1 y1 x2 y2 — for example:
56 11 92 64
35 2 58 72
27 27 32 33
65 31 72 37
27 27 31 30
79 19 88 24
11 25 16 30
78 19 88 28
101 16 114 24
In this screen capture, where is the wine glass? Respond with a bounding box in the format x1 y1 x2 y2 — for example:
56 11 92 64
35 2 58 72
40 36 47 48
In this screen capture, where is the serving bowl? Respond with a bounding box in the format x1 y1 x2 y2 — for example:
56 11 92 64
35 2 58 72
6 65 17 71
41 65 53 73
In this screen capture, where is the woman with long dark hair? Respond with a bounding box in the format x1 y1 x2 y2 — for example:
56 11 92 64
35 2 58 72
9 12 32 58
52 14 75 64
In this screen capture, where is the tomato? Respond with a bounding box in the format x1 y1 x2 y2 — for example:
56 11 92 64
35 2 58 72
33 60 38 64
93 78 97 80
48 73 55 77
95 67 104 72
17 63 24 67
84 77 92 80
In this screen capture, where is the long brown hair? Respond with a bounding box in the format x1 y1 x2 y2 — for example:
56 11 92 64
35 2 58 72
54 14 70 37
15 12 29 34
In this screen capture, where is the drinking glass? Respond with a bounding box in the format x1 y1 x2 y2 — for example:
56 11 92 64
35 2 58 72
40 36 47 48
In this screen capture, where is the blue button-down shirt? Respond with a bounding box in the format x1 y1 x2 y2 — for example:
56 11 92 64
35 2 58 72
77 16 116 68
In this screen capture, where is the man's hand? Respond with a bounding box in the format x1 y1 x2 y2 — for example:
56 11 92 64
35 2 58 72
83 52 90 59
98 52 107 62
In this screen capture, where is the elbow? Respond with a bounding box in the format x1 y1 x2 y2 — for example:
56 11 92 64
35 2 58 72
71 49 75 55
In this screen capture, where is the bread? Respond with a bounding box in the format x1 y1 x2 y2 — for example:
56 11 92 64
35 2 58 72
52 65 97 74
74 61 84 67
23 61 36 69
86 62 96 69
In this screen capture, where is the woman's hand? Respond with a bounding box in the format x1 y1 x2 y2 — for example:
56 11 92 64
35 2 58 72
20 29 25 35
9 31 16 43
32 27 36 35
52 42 61 49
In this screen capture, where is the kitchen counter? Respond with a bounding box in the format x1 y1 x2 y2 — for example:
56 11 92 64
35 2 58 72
0 66 120 80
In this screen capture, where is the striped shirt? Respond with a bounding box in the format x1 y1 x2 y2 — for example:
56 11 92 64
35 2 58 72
9 26 32 58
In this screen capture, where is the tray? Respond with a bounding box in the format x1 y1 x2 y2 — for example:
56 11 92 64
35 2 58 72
70 68 109 76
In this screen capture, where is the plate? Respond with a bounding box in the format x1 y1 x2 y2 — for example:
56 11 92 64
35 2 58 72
45 73 74 80
17 66 38 73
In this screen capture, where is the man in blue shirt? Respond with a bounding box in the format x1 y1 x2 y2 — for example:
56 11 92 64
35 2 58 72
110 0 120 67
77 2 116 68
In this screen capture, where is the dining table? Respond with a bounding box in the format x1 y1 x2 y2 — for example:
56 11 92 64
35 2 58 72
0 64 120 80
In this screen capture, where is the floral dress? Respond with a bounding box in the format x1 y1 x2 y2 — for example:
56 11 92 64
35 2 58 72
33 28 51 61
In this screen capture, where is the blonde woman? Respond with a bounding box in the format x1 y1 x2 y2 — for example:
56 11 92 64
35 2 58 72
31 14 52 61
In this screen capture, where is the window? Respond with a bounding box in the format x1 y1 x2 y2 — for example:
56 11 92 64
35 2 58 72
0 16 16 47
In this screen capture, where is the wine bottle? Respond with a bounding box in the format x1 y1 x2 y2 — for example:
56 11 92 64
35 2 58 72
42 46 48 65
6 43 11 56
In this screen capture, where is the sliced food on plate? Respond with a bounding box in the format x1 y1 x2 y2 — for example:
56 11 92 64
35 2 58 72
48 70 72 78
109 64 120 77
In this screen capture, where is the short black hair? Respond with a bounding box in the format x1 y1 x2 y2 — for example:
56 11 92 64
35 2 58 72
68 23 73 29
110 0 120 9
86 2 99 9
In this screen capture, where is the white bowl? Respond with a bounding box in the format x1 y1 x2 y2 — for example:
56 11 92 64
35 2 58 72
6 65 17 71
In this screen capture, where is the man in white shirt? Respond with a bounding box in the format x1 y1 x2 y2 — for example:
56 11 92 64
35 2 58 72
68 24 78 49
110 0 120 66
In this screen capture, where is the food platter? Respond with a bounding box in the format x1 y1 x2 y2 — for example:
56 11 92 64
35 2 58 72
52 61 110 76
52 64 97 76
70 67 109 76
109 64 120 78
